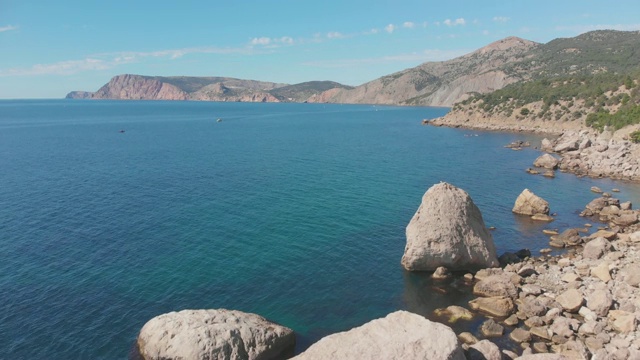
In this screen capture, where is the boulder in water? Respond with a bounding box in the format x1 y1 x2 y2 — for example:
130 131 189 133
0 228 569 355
292 311 465 360
512 189 550 216
401 182 498 271
137 309 295 360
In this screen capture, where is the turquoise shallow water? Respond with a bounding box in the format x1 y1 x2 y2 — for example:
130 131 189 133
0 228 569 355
2 100 640 359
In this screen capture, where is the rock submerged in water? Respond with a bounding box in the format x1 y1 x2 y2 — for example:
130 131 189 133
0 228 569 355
401 182 499 271
292 311 465 360
137 309 295 360
512 189 550 216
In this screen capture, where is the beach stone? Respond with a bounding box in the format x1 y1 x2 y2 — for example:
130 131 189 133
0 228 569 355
433 305 474 323
613 212 638 227
556 289 583 313
583 237 611 259
591 186 603 194
543 170 555 178
432 266 452 280
510 328 531 343
473 274 519 299
619 264 640 287
543 229 559 236
458 332 479 345
620 201 632 210
514 354 567 359
480 319 504 337
402 182 499 271
588 230 617 241
518 298 547 318
555 229 582 246
499 252 521 266
530 326 552 341
586 289 613 317
137 309 295 360
292 311 465 360
590 262 611 283
504 314 520 326
532 214 554 222
561 273 581 283
513 189 550 216
468 340 501 360
608 310 636 334
532 342 548 353
534 154 559 169
469 296 515 317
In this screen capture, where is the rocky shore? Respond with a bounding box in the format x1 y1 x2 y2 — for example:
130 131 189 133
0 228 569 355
133 183 640 360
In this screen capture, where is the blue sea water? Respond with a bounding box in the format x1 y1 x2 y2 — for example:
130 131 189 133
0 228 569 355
2 100 640 359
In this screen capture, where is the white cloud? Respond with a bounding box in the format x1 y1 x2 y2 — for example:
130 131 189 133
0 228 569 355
0 46 256 76
492 16 510 23
279 36 294 45
250 37 271 46
482 30 490 36
0 25 17 32
385 24 396 33
444 18 466 27
327 31 344 39
403 22 415 29
364 28 379 35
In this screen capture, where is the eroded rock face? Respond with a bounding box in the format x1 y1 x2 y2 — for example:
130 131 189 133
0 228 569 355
533 154 559 169
402 182 499 271
292 311 465 360
137 309 295 360
512 189 550 216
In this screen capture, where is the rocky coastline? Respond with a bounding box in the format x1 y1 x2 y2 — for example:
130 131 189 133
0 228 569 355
132 182 640 359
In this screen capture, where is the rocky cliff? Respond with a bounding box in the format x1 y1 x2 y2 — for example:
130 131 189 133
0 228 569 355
309 37 540 107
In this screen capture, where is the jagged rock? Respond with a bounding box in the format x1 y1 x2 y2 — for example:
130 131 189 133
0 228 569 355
556 289 583 312
136 309 295 360
541 138 554 151
518 298 547 318
534 154 560 169
583 237 611 260
513 189 550 216
469 296 515 317
530 326 552 341
620 201 632 210
292 311 465 360
543 170 555 178
554 137 579 152
612 212 638 227
591 186 603 194
474 274 519 299
468 340 501 360
402 182 498 271
474 268 505 281
480 319 504 337
587 230 617 241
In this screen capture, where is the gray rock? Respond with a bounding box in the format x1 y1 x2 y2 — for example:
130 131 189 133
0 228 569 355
292 311 465 360
554 137 579 152
402 182 499 271
510 328 531 343
432 266 452 280
137 309 295 360
619 264 640 287
513 189 550 216
552 229 582 247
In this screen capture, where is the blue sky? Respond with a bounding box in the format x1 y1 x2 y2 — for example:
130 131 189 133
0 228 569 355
1 0 639 98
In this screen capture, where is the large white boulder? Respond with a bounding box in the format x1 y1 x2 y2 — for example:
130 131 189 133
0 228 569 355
137 309 295 360
512 189 550 216
402 182 499 271
292 311 465 360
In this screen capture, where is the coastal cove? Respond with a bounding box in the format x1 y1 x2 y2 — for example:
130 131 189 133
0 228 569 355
3 100 640 359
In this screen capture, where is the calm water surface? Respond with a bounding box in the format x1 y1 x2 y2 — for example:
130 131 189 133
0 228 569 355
1 100 639 358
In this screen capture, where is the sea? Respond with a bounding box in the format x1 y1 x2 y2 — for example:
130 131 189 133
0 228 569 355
2 100 640 359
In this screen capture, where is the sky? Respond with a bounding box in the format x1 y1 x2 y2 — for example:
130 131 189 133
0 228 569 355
1 0 639 99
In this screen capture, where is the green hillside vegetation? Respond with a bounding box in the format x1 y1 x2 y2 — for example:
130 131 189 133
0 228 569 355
269 81 354 102
456 68 640 131
503 30 640 80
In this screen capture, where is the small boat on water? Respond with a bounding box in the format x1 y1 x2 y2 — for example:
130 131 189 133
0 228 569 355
216 118 223 122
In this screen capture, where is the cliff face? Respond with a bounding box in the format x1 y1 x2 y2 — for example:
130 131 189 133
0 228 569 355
315 37 540 107
91 74 188 100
